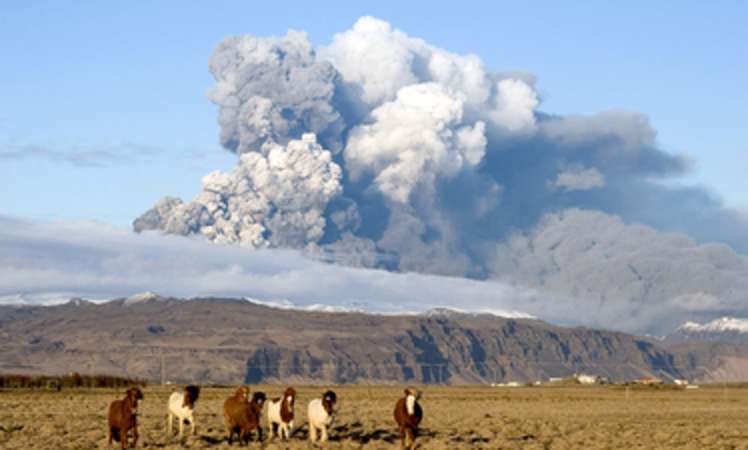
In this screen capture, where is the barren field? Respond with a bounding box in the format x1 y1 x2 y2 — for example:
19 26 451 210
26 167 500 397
3 385 748 449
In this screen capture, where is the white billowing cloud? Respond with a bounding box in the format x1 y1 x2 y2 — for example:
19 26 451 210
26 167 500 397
134 134 342 248
321 16 538 133
345 83 486 202
553 166 606 191
490 79 539 134
321 16 421 106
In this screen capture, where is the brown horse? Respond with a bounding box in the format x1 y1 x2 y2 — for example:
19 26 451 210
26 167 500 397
224 390 266 445
108 387 143 449
394 387 422 449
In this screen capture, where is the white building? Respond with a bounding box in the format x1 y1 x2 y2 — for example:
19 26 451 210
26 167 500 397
575 374 599 385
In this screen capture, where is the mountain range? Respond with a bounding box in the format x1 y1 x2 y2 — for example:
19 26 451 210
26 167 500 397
1 295 747 385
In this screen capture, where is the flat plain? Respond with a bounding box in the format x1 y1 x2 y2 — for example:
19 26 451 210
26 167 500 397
2 384 748 449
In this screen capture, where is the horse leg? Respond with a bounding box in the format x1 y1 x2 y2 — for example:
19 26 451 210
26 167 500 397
191 416 196 436
268 421 277 439
178 415 184 438
405 427 415 450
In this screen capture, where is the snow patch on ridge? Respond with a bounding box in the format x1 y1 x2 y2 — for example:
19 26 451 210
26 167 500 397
424 307 536 319
0 293 82 306
244 297 364 313
124 291 164 305
245 298 533 318
678 317 748 334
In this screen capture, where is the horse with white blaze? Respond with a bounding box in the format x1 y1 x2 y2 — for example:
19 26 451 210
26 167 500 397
394 387 423 450
308 390 337 443
267 386 296 440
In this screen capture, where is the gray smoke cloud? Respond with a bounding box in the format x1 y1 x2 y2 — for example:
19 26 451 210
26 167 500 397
493 209 748 332
208 31 345 154
551 166 606 192
134 16 748 324
134 134 342 248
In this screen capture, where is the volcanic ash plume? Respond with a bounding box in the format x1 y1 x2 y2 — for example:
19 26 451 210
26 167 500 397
134 17 537 258
135 16 748 298
208 30 346 154
345 82 487 203
134 134 342 248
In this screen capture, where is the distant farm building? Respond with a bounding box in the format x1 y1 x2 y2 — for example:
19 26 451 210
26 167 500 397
491 381 522 388
575 374 599 385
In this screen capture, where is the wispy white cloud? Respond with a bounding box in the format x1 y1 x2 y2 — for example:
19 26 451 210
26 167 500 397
0 142 162 167
4 215 747 334
0 215 579 323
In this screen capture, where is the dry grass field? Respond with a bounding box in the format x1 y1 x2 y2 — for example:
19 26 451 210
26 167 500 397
2 384 748 449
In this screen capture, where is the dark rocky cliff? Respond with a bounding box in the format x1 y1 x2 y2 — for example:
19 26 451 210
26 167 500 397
0 297 739 384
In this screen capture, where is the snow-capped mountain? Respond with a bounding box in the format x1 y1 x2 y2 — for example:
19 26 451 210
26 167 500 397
666 317 748 344
422 307 536 320
123 291 164 305
679 317 748 334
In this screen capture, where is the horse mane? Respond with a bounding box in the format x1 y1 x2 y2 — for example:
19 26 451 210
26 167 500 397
183 385 201 408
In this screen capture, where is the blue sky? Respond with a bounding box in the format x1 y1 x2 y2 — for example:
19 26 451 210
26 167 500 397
2 0 746 225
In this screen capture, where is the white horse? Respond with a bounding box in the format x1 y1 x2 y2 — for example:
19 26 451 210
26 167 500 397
167 385 200 438
308 390 337 442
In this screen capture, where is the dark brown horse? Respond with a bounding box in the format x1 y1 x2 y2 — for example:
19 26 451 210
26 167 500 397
108 387 143 449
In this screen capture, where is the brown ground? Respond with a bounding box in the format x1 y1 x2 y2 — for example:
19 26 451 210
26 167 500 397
2 384 748 449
